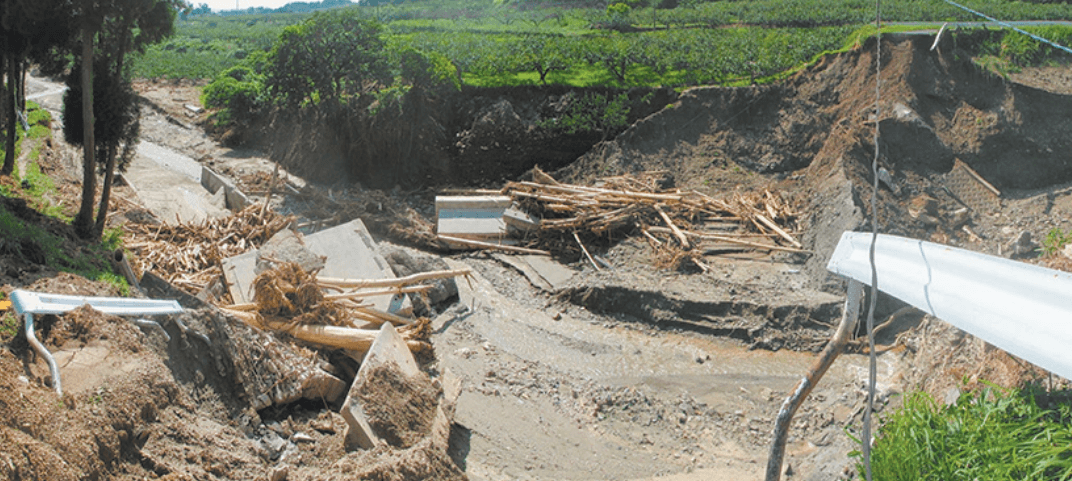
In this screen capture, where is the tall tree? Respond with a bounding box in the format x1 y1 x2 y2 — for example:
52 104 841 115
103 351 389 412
64 0 180 239
0 0 75 177
266 12 389 110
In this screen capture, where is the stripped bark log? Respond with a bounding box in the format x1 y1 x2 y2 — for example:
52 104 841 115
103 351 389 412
766 281 863 481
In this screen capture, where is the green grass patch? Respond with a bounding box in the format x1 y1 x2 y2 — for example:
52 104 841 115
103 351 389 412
1 102 128 295
860 383 1072 481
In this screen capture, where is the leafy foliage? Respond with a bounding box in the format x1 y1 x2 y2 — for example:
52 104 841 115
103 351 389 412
266 11 389 109
860 384 1072 481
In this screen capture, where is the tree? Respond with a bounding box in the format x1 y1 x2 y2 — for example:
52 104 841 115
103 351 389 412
65 0 180 239
512 35 573 85
266 12 389 110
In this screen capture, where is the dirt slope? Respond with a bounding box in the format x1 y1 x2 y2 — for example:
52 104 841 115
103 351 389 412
559 33 1072 293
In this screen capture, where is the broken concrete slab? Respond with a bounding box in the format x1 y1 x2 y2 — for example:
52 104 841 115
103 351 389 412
436 195 511 240
222 219 410 313
255 229 325 275
302 219 410 314
503 206 539 232
493 254 552 291
341 322 421 450
522 254 576 290
492 254 575 292
201 166 252 211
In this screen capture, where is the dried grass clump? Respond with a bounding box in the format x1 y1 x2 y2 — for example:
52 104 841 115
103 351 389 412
252 261 344 328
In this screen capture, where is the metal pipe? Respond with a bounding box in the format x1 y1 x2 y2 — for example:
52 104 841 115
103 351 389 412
132 318 170 342
24 313 61 396
113 249 144 295
766 279 863 481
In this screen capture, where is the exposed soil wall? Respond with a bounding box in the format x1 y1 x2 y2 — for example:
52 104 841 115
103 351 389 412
256 85 675 189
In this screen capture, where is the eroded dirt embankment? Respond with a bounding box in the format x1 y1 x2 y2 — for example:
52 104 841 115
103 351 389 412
251 85 675 189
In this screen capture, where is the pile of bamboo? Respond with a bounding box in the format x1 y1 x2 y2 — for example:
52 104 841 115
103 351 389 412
122 204 295 293
219 262 472 357
500 170 808 266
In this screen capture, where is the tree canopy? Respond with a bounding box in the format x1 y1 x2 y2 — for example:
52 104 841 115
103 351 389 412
266 12 389 110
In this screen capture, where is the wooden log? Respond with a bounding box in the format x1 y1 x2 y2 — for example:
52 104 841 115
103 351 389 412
648 227 811 254
318 268 472 289
324 285 433 302
221 308 425 353
655 204 690 249
755 214 803 249
355 306 415 327
438 235 551 255
573 231 601 271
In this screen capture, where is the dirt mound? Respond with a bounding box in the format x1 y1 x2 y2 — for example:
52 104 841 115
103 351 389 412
556 34 1072 294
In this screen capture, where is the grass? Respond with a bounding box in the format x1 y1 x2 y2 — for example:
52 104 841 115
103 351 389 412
1039 227 1072 257
858 383 1072 481
0 103 130 295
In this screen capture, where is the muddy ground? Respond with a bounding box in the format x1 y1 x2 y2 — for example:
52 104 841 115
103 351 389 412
3 33 1072 481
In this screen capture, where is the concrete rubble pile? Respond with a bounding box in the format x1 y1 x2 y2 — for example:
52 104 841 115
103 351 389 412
109 198 473 468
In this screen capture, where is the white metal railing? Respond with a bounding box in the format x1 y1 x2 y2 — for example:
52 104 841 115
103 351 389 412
827 231 1072 381
10 290 183 396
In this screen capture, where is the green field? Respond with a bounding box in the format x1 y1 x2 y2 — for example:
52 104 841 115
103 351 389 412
133 0 1072 87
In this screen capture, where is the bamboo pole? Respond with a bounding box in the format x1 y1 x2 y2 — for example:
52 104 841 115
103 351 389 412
654 204 690 249
647 227 811 254
755 214 803 249
573 231 601 271
318 268 472 289
324 285 432 302
438 235 551 255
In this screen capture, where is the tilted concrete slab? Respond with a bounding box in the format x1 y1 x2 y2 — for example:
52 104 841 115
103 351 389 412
222 219 409 313
341 322 421 450
301 219 410 314
522 255 576 290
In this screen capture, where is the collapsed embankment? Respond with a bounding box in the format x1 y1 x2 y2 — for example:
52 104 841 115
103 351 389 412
253 85 675 189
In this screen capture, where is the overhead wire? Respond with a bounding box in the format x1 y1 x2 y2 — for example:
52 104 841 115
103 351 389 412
940 0 1072 55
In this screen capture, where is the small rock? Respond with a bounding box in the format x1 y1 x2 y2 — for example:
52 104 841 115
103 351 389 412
270 466 289 481
943 386 961 406
1005 230 1038 258
16 375 28 385
1063 243 1072 259
455 347 476 359
291 432 315 444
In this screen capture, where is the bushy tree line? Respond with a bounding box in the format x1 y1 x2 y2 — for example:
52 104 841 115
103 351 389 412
2 0 182 240
202 10 459 127
402 26 853 87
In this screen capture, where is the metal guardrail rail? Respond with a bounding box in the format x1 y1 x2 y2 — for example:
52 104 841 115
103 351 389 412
10 289 184 396
827 232 1072 380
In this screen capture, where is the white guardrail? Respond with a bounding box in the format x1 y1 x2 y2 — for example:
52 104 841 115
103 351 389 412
827 232 1072 381
10 290 184 396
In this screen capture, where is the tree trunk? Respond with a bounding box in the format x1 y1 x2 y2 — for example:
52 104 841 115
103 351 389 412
74 27 98 239
17 61 25 113
94 144 116 237
2 55 16 177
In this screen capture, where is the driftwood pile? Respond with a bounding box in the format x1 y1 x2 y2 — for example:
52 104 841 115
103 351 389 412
498 170 808 270
123 204 295 293
217 261 472 358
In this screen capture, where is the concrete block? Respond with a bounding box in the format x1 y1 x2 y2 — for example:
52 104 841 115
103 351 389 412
223 219 408 313
341 323 420 450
